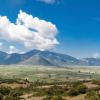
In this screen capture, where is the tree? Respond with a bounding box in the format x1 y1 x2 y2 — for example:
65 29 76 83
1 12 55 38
68 88 79 96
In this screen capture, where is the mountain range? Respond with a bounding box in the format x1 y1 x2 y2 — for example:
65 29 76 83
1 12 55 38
0 50 100 66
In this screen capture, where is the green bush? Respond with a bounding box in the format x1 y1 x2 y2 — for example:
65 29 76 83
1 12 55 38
68 88 79 96
10 89 23 97
77 84 87 94
4 95 20 100
87 87 100 100
0 86 11 95
92 80 100 85
46 86 64 96
72 81 82 87
0 93 3 100
85 90 100 100
43 96 65 100
68 82 88 97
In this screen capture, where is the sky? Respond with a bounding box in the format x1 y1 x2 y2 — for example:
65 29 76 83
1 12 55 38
0 0 100 58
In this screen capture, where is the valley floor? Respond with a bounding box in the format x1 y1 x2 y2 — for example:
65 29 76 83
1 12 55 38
0 65 100 81
0 65 100 100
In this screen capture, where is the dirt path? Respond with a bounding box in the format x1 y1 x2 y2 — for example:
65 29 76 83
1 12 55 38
21 94 86 100
64 94 86 100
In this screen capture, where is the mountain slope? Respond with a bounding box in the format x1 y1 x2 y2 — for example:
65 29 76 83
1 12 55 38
82 58 100 66
0 51 8 64
20 54 54 66
20 50 81 66
0 50 100 66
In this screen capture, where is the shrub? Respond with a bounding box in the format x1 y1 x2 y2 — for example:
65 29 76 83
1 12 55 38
85 90 100 100
0 86 11 95
43 96 65 100
92 80 100 85
46 86 64 96
68 88 79 96
10 89 23 97
4 95 20 100
72 81 82 87
77 84 87 94
0 93 3 100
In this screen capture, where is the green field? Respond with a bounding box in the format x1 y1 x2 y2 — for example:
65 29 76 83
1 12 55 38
0 65 100 82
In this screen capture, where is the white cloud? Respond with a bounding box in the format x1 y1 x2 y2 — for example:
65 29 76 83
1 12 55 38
0 10 59 51
9 45 19 54
0 42 3 49
93 53 99 58
36 0 59 4
0 42 3 46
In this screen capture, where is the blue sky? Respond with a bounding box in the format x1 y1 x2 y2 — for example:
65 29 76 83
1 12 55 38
0 0 100 58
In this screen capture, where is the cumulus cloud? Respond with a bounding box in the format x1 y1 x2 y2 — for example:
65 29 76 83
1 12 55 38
36 0 59 4
0 10 59 51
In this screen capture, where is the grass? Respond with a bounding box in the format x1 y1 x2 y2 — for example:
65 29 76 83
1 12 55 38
0 65 100 82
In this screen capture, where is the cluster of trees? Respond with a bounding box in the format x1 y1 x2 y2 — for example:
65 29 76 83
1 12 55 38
0 78 31 100
68 81 88 96
0 86 23 100
31 81 88 98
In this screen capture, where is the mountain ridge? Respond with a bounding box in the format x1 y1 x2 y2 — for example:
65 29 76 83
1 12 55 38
0 50 99 66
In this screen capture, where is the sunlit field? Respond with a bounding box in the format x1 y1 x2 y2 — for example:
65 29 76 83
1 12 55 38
0 65 100 82
0 65 100 100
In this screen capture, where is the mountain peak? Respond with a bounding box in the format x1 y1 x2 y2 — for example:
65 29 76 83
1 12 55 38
0 50 100 66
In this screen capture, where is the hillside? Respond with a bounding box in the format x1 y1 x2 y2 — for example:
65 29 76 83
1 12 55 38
0 50 100 66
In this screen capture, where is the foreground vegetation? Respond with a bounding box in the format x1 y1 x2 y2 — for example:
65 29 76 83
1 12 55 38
0 78 100 100
0 65 100 100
